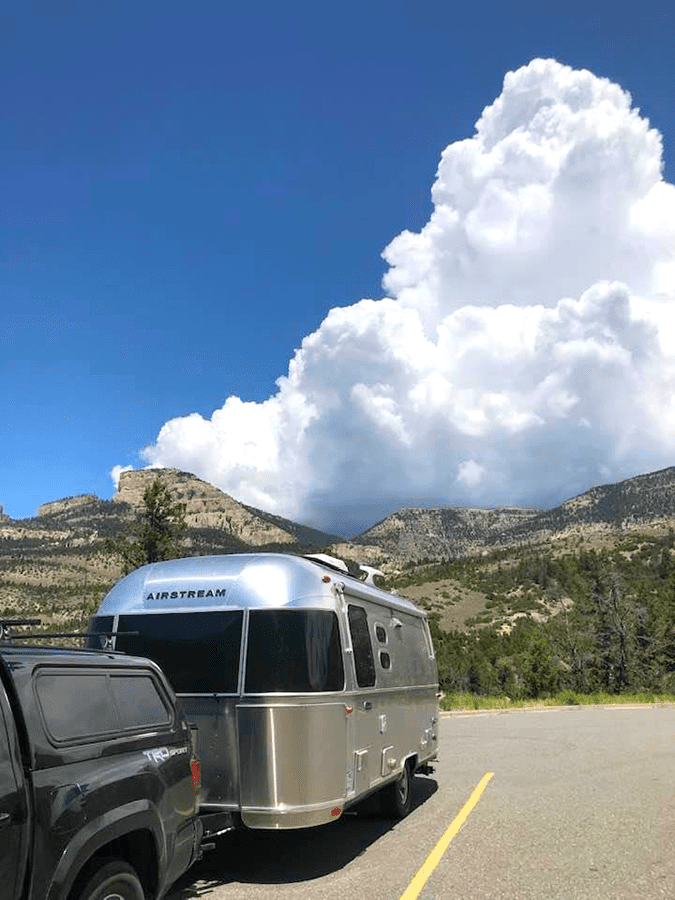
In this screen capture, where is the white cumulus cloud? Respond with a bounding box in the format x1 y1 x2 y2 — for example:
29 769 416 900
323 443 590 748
131 59 675 536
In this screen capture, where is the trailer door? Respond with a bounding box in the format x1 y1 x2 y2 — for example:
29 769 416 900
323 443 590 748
346 604 378 796
240 609 348 827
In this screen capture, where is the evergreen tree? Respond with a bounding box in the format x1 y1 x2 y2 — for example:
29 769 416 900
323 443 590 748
521 635 558 698
111 478 187 573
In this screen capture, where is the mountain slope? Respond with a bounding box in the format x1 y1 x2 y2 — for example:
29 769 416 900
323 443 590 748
355 506 540 560
353 466 675 561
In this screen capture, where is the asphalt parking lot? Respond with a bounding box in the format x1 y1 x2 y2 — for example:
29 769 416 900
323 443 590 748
168 706 675 900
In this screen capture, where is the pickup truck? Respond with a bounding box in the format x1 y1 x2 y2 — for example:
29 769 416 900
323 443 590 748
0 642 203 900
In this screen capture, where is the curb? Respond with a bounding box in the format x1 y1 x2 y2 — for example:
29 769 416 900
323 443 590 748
440 701 675 717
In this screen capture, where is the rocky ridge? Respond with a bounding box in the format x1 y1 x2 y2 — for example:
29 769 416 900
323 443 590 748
353 466 675 561
114 469 296 545
38 495 99 517
357 506 541 560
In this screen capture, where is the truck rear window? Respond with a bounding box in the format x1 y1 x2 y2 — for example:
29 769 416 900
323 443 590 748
245 610 344 693
116 611 243 694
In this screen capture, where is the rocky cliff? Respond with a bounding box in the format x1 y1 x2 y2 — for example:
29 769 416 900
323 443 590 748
115 469 296 545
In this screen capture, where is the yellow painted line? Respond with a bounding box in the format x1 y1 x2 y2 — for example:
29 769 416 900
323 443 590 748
399 771 494 900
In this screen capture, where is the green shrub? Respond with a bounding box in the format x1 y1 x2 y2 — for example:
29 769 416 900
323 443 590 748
555 689 580 705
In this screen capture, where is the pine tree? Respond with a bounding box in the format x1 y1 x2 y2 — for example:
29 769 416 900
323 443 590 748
111 478 187 573
521 635 558 698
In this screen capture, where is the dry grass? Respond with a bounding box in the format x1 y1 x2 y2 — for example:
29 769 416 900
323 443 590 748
396 579 489 630
441 691 675 712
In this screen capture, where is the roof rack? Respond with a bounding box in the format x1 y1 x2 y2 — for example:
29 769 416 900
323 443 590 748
0 618 41 640
0 618 137 647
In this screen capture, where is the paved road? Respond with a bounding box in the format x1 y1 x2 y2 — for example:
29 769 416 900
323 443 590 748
168 706 675 900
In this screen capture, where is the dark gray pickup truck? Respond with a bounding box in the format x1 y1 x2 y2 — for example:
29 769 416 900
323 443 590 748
0 643 203 900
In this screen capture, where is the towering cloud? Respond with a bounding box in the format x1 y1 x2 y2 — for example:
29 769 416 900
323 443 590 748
132 59 675 535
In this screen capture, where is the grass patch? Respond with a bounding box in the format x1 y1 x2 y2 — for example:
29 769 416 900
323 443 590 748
440 691 675 711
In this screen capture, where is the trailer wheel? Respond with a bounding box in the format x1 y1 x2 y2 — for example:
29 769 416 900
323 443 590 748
380 760 413 819
73 859 145 900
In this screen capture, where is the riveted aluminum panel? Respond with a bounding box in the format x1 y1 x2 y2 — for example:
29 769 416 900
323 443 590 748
179 696 238 808
237 701 348 824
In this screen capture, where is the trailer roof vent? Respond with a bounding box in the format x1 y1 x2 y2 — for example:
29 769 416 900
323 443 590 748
359 566 384 586
303 554 350 575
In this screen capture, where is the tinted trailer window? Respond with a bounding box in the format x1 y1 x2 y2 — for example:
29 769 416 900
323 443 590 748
347 605 376 688
116 611 243 694
245 610 344 693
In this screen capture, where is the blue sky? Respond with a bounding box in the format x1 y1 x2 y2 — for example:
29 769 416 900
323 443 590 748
3 1 675 534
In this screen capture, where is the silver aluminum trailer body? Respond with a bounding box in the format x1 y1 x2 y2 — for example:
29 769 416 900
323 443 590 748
89 553 438 830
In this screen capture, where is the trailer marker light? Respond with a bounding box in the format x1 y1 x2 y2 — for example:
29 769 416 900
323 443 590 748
322 575 331 583
330 807 342 817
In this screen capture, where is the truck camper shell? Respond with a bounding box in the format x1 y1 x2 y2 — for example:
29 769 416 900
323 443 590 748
89 553 438 832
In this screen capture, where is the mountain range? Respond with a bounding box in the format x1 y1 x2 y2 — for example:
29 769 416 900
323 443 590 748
2 465 675 616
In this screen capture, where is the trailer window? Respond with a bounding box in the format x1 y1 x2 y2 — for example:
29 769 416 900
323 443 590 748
381 613 435 688
85 615 114 649
245 610 344 693
347 605 376 688
423 618 435 658
116 611 243 694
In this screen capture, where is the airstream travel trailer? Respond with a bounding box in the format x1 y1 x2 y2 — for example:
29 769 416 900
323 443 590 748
88 553 438 834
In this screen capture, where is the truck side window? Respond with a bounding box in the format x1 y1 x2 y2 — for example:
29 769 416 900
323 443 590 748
347 605 376 688
36 673 114 741
0 687 16 776
110 675 171 729
35 671 171 742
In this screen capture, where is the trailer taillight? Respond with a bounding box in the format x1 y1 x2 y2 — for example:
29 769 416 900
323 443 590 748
190 758 201 792
189 724 201 793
